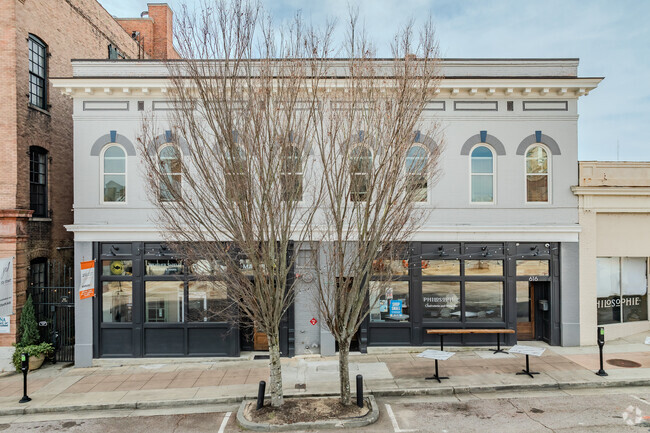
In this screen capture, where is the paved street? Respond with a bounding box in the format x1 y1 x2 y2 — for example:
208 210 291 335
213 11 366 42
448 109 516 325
2 386 650 432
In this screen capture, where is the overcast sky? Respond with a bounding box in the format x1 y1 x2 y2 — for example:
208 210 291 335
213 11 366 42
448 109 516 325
99 0 649 161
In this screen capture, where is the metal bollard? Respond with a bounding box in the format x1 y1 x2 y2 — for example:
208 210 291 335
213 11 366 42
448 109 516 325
256 380 266 410
356 374 363 408
596 326 608 376
19 353 31 404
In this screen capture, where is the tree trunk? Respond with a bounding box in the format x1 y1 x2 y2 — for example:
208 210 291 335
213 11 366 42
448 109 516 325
338 338 352 406
267 330 284 407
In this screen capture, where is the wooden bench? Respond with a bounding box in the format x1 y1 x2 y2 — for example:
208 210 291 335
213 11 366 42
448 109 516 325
426 329 515 354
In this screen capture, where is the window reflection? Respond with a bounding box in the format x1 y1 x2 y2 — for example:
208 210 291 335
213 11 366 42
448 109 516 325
188 281 230 322
102 260 133 276
371 259 409 276
145 259 183 276
422 282 460 321
369 281 409 322
102 281 132 323
465 281 503 321
422 260 460 276
465 260 503 276
516 260 549 276
516 281 531 323
145 281 184 323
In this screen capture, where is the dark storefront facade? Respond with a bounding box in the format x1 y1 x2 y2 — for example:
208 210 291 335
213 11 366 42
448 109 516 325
93 242 294 358
360 242 561 351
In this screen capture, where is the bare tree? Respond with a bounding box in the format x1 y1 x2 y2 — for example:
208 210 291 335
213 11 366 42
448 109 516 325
138 0 333 407
309 13 442 406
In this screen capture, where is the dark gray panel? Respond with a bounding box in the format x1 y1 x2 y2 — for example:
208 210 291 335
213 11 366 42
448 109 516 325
188 327 236 356
368 327 411 345
100 328 133 356
144 328 185 355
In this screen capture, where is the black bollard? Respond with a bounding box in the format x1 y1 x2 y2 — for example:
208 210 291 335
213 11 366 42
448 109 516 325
19 353 31 404
596 326 608 376
356 374 363 408
256 380 266 410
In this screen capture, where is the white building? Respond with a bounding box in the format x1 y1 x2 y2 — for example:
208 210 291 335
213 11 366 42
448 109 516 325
53 59 601 366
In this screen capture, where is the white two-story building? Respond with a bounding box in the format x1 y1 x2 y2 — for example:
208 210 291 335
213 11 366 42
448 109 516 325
53 59 600 366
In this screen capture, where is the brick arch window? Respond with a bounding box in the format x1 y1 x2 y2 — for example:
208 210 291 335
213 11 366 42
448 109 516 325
28 34 47 109
525 145 550 203
350 145 373 201
470 145 495 204
159 144 182 202
101 145 127 203
29 146 48 217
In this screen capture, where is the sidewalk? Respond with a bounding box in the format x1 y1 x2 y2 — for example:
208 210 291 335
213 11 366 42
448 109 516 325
0 332 648 418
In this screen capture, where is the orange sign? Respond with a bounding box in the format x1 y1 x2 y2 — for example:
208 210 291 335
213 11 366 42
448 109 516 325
80 260 95 299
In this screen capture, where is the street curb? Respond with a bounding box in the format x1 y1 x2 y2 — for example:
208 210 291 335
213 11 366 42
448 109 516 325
2 379 650 417
236 395 379 431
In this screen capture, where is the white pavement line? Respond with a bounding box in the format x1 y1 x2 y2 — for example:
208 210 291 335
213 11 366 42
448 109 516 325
631 395 650 406
218 411 231 433
385 404 416 433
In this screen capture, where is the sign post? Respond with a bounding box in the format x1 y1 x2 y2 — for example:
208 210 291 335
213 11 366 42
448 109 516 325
596 326 608 376
0 258 13 317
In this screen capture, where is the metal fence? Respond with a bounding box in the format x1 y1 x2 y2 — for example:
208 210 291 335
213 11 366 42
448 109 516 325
28 261 75 363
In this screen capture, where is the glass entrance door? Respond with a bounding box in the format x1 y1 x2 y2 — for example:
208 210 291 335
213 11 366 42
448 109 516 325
516 281 534 340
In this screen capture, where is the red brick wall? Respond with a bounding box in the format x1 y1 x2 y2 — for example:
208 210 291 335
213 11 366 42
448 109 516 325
0 0 145 349
117 3 179 60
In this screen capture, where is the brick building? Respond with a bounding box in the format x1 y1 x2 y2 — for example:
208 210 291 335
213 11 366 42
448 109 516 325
0 0 176 370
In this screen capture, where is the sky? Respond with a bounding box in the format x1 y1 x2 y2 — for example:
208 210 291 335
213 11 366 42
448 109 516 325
98 0 650 161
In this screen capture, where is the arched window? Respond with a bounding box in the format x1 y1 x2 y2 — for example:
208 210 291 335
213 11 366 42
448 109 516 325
281 146 303 201
526 145 549 203
406 145 428 202
350 146 372 201
102 145 126 203
29 146 48 217
470 145 494 203
159 145 182 202
28 35 47 109
225 145 246 201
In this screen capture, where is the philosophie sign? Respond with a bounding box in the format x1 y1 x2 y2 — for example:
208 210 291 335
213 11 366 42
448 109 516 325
0 316 10 334
509 345 546 357
80 260 95 300
645 336 650 345
0 258 13 317
417 349 455 361
390 299 403 316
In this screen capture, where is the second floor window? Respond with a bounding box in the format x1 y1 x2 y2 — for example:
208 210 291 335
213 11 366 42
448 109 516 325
281 146 303 201
103 145 126 203
159 145 182 202
29 146 48 217
526 145 549 203
470 145 494 203
406 145 428 202
350 146 372 201
28 35 47 109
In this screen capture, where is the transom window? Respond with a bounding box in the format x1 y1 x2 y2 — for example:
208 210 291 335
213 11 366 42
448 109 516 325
29 146 48 217
350 146 372 201
406 145 428 202
102 145 126 203
159 145 182 202
281 145 303 201
470 145 494 203
526 145 549 202
28 35 47 109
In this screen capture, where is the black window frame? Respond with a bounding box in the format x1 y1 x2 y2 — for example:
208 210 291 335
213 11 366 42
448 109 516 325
28 34 47 110
29 146 48 218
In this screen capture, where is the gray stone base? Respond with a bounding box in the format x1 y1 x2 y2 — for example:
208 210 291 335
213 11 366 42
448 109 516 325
236 395 379 431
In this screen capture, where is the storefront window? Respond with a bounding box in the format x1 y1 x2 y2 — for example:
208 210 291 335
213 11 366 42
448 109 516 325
102 281 132 323
597 257 648 325
516 281 531 323
422 282 460 321
371 259 409 276
145 259 184 276
188 281 230 322
422 260 460 276
102 260 133 276
516 260 549 276
369 281 409 322
465 281 503 322
145 281 184 322
465 260 503 276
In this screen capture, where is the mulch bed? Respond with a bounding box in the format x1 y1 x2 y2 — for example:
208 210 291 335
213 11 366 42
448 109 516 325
244 397 369 425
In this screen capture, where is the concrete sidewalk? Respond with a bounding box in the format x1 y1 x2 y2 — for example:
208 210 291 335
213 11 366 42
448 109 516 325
0 333 648 417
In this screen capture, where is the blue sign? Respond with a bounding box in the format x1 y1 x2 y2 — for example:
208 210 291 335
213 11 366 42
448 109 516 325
390 300 403 316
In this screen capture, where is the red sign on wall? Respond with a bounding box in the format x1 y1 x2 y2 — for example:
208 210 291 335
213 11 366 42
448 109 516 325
310 318 318 325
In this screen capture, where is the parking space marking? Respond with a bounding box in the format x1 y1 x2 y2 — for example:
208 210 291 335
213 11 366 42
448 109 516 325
218 411 231 433
385 403 416 433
